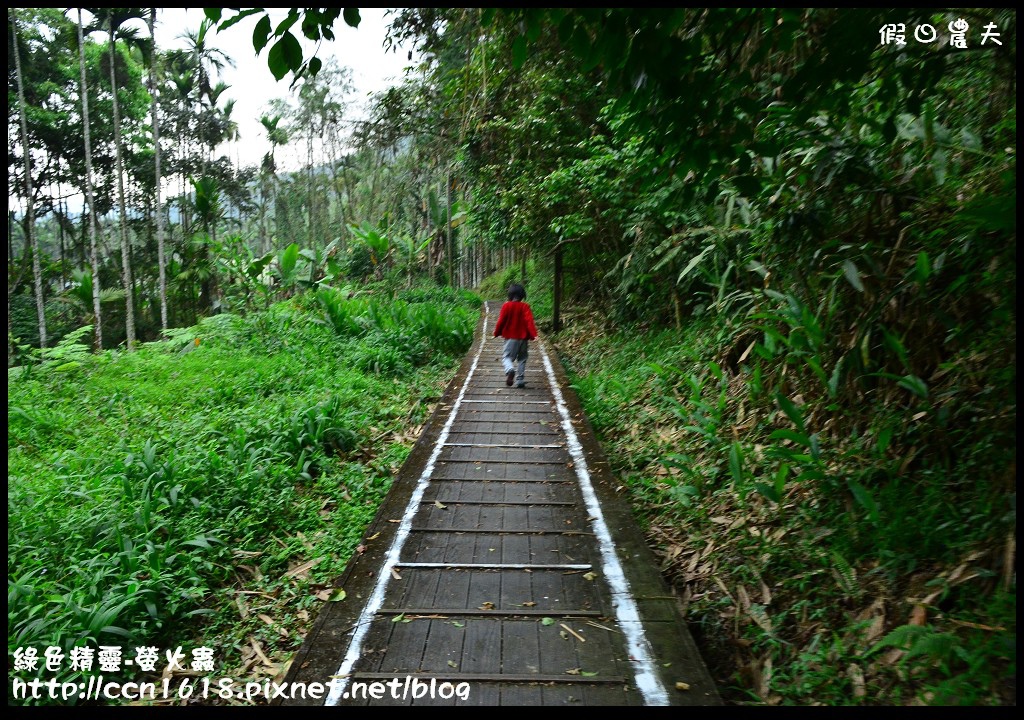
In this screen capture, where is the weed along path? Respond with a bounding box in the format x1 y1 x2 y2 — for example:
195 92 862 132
279 302 720 706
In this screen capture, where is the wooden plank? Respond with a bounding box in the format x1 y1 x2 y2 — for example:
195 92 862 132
421 617 468 676
352 672 627 684
389 567 443 610
378 608 601 618
500 619 541 676
432 566 473 609
537 615 580 677
421 500 576 506
410 528 594 535
396 562 592 570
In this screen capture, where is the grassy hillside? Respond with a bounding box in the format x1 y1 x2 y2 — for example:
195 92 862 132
8 284 480 705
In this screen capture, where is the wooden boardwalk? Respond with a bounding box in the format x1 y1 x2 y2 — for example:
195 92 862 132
279 302 720 706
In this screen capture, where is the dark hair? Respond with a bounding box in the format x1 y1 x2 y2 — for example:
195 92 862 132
507 283 526 301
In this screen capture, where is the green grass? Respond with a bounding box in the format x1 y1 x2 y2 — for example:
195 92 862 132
8 286 479 705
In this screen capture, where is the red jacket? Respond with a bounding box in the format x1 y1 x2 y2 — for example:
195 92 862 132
493 300 538 341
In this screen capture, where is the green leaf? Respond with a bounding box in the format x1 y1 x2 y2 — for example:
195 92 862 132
776 393 806 435
897 374 928 400
827 360 843 399
392 613 405 623
525 16 542 43
915 251 931 284
729 441 745 485
875 426 893 455
275 10 300 35
774 463 790 498
217 8 262 33
842 259 864 292
267 31 302 80
278 243 299 281
847 478 880 523
541 617 556 626
809 434 821 461
308 56 322 76
343 8 361 28
677 245 715 284
769 429 811 447
512 34 527 69
754 482 781 503
204 8 222 23
253 15 272 54
280 30 303 70
329 588 347 602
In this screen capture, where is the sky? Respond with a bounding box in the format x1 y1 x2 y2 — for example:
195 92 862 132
152 8 417 171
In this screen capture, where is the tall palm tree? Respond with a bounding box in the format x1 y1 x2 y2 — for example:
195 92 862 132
76 8 104 350
180 20 234 313
259 114 289 255
91 7 148 350
179 20 234 174
11 9 48 350
148 7 167 333
162 51 195 235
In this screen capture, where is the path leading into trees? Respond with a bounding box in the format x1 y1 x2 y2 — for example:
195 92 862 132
279 301 720 706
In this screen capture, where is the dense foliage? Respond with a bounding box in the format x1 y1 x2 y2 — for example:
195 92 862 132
8 6 1015 707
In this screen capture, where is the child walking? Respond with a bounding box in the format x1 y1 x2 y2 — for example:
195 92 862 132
493 283 538 388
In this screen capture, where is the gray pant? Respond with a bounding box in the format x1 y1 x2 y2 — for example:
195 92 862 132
502 338 529 385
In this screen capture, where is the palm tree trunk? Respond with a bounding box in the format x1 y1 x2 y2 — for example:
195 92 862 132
259 172 268 255
78 10 104 351
12 11 47 349
109 26 136 349
446 169 453 288
149 8 168 333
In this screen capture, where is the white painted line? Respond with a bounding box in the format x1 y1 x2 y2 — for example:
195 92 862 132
324 304 492 706
537 340 671 706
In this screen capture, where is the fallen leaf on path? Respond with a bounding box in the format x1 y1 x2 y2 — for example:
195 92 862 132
250 637 273 667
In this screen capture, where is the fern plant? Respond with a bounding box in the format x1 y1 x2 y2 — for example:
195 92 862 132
39 325 94 372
